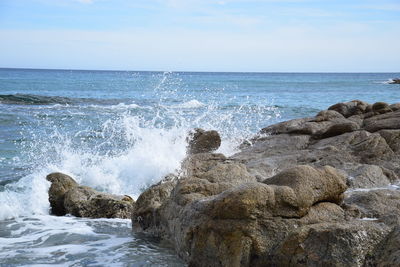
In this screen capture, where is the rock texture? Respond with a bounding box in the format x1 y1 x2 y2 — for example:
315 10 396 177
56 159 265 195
46 173 134 219
133 100 400 266
187 128 222 154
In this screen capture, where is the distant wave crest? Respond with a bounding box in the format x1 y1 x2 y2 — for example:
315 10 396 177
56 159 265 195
173 99 205 109
0 94 73 105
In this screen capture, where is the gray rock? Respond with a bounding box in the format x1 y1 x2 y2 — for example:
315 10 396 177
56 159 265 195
366 226 400 266
372 102 391 114
363 110 400 132
316 120 360 139
328 100 369 118
272 222 388 267
390 103 400 111
378 129 400 153
345 189 400 225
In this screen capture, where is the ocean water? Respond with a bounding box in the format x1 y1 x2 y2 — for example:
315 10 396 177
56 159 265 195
0 68 399 266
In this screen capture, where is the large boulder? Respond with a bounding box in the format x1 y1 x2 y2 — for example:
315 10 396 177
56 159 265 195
132 101 400 266
133 161 351 266
46 172 134 219
264 165 347 207
378 129 400 153
366 226 400 266
64 186 133 219
363 110 400 133
46 172 78 216
328 100 369 118
272 222 388 266
133 174 178 233
345 189 400 226
187 128 221 154
345 164 392 188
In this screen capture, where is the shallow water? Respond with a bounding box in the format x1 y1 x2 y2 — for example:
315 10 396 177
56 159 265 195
0 69 399 265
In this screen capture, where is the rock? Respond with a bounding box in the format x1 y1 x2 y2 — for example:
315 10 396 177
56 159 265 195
390 103 400 111
133 174 177 233
317 120 360 139
314 110 345 122
176 153 256 206
378 129 400 153
264 165 347 208
132 100 400 266
47 172 134 219
234 133 312 179
46 172 78 216
345 189 400 225
345 164 392 188
273 222 388 267
260 117 329 135
328 100 368 118
363 110 400 132
372 102 391 114
202 165 346 220
187 128 221 154
300 202 345 224
64 186 133 219
388 78 400 84
366 226 400 266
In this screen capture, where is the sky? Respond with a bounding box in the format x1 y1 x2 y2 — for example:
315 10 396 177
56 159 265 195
0 0 399 72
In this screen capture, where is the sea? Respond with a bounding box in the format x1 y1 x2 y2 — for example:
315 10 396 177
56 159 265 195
0 68 399 266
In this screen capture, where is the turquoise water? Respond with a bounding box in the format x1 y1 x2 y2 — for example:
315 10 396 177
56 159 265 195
0 68 399 266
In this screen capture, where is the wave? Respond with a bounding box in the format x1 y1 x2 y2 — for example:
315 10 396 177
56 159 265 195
88 102 142 110
380 78 400 84
172 100 205 109
0 94 74 105
0 114 189 220
0 94 138 106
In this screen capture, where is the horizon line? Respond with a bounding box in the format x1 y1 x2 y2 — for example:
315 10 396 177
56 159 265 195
0 67 399 74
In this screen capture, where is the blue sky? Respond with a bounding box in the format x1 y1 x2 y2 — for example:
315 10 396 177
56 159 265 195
0 0 399 72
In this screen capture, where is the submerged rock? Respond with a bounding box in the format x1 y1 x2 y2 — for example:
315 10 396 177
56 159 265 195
388 78 400 84
132 100 400 266
46 173 134 219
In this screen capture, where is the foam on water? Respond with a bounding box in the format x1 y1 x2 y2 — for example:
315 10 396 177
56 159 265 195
345 184 400 193
0 98 279 220
0 215 183 266
172 99 205 109
0 115 189 220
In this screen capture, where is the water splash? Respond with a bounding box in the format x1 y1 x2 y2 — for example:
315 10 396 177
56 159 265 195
0 72 280 220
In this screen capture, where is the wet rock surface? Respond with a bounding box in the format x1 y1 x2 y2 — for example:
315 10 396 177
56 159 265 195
133 101 400 266
187 128 222 154
47 173 134 219
388 78 400 84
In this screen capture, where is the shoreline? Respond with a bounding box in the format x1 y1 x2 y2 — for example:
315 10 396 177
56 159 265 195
5 98 400 266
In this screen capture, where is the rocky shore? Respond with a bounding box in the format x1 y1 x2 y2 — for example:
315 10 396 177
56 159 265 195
47 100 400 266
47 172 134 218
